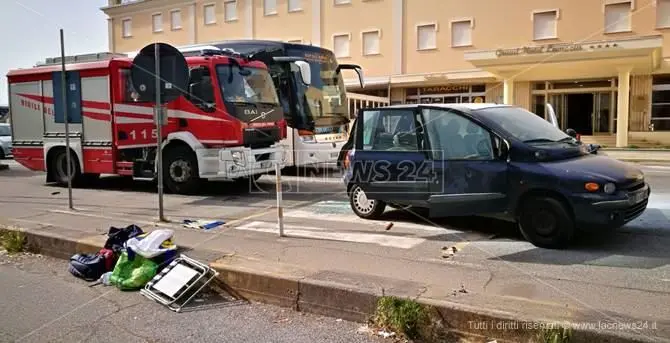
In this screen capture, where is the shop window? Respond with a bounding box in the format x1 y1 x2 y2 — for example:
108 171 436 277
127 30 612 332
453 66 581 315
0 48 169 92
651 76 670 131
451 20 472 47
170 10 181 30
417 23 437 50
122 18 132 37
224 0 237 21
362 30 381 56
658 0 670 28
288 0 301 12
604 1 631 33
333 33 351 58
151 13 163 33
533 10 558 40
204 4 216 25
361 109 419 152
264 0 277 15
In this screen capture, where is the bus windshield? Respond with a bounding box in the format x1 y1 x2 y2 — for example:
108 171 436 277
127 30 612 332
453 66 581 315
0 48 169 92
285 47 349 130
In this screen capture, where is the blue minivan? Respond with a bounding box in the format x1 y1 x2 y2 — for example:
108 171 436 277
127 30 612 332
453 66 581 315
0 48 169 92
339 103 650 249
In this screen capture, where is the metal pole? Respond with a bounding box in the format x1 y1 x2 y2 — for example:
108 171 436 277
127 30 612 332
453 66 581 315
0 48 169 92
275 162 284 237
154 43 166 222
60 29 73 210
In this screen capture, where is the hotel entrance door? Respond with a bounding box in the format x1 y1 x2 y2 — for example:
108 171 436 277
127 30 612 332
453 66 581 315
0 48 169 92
547 92 612 134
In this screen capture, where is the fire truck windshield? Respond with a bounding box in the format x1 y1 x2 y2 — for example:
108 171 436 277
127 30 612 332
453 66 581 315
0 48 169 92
216 65 279 105
285 47 349 131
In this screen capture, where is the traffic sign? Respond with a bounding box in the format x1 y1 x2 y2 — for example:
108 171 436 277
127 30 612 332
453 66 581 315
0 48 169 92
130 43 189 104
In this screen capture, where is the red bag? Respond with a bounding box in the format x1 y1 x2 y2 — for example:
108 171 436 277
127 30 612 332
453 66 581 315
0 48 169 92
97 248 117 272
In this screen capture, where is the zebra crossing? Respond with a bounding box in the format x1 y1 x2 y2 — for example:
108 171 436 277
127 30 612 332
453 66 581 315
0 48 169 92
234 200 478 249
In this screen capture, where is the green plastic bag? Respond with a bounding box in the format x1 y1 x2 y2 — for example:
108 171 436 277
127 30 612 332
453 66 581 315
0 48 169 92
109 251 158 291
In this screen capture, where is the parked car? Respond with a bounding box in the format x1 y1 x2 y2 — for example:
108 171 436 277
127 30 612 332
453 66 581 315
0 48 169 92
0 123 11 159
339 103 650 249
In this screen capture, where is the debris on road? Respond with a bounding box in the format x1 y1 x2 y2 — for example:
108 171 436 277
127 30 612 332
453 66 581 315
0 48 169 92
384 222 394 231
441 246 458 259
183 219 226 231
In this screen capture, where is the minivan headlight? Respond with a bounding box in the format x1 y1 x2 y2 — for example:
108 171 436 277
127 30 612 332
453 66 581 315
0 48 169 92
603 182 616 194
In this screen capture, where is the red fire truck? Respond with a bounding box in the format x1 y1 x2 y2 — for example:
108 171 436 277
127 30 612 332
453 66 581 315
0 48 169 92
7 47 310 194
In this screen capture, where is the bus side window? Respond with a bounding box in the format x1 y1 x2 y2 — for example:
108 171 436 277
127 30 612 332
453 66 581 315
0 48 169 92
186 66 216 112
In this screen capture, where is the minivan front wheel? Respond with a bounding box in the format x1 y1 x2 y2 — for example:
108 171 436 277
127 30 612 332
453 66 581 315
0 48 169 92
518 196 575 249
349 184 386 219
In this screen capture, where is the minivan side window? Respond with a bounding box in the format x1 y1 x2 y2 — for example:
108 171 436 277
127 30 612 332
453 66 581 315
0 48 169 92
362 109 419 152
422 108 494 160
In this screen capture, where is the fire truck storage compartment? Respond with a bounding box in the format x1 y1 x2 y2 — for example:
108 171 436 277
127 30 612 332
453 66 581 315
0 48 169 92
10 70 114 174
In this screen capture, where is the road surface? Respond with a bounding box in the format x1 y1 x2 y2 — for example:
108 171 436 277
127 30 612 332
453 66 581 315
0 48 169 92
0 252 386 343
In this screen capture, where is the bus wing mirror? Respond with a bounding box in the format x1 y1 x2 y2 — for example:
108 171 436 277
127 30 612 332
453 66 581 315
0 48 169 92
336 64 364 88
294 61 311 85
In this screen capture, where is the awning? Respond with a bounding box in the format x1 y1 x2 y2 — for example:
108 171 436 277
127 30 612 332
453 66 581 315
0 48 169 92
464 35 663 81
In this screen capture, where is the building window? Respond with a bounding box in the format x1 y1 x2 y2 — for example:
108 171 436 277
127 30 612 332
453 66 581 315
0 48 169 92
333 34 350 58
264 0 277 15
122 18 132 37
334 0 351 5
170 10 181 30
658 0 670 28
224 0 237 21
651 76 670 131
604 1 631 33
451 20 472 47
533 10 558 40
362 30 380 56
288 0 301 12
204 4 216 25
417 23 437 50
152 13 163 32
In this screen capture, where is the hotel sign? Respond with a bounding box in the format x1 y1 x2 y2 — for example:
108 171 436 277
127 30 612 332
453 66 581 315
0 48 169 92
496 43 584 57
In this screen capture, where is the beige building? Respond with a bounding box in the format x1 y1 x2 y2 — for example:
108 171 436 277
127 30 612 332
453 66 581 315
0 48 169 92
102 0 670 147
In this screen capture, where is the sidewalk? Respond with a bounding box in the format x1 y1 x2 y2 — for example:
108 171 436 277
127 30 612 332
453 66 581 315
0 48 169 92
1 183 668 342
601 149 670 163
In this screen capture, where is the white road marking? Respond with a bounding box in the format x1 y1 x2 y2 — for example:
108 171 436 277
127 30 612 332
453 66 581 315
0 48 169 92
284 209 448 233
235 221 426 249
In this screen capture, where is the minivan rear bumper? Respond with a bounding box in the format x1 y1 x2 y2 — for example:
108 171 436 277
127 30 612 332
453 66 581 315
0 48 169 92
571 183 650 230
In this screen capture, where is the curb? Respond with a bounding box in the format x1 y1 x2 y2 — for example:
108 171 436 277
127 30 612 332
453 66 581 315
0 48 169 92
4 226 667 343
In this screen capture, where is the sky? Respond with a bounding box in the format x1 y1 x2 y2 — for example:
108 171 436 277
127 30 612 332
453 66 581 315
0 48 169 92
0 0 109 105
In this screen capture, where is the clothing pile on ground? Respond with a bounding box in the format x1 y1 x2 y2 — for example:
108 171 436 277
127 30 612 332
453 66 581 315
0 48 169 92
68 225 177 290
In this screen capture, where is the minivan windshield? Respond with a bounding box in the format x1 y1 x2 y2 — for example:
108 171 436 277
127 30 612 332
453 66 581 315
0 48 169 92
475 106 572 144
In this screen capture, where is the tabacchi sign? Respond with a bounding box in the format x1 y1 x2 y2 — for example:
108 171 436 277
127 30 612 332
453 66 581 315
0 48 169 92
496 43 584 57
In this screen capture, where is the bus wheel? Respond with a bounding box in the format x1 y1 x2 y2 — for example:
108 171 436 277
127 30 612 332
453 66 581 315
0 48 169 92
163 145 201 195
51 149 81 186
349 184 385 219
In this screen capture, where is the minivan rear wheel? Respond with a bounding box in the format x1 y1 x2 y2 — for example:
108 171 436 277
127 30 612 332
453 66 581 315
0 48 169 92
349 184 386 219
518 196 575 249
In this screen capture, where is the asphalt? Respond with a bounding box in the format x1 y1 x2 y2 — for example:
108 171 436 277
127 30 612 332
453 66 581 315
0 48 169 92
1 159 670 341
0 251 387 343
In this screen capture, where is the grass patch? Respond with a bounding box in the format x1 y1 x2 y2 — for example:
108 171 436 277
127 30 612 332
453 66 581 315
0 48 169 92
627 145 640 149
373 296 432 340
0 228 26 254
538 326 572 343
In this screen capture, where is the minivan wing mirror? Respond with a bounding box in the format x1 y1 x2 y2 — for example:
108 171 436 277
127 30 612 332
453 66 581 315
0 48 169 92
336 64 365 88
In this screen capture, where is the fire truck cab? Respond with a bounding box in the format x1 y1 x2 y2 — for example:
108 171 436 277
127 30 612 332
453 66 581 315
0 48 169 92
7 48 308 194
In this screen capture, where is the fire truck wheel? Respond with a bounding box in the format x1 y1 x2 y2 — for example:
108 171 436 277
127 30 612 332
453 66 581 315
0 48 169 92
163 145 201 195
51 149 81 186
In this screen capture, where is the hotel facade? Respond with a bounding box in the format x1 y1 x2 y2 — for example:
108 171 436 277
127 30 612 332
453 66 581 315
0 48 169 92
102 0 670 147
